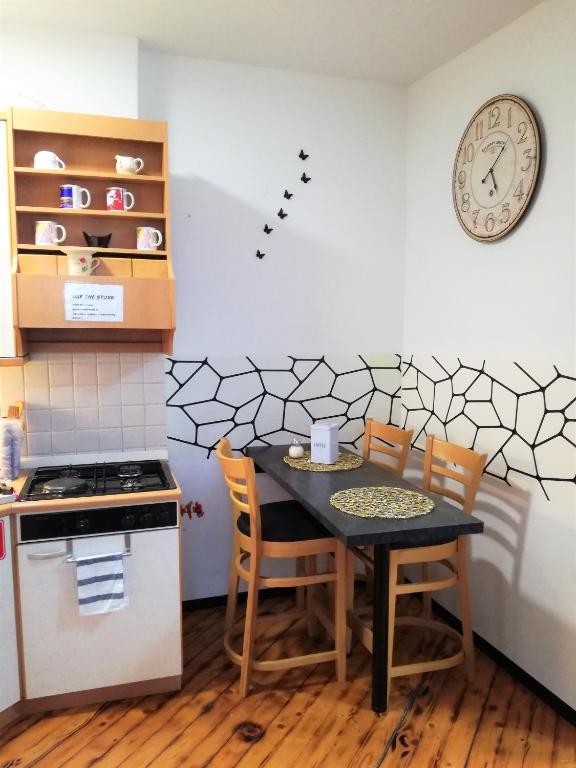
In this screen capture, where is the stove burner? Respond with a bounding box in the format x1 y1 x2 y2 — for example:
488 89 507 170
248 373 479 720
42 476 88 496
120 478 143 491
117 464 143 479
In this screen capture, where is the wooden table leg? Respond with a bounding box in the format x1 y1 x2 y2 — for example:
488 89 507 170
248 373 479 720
371 543 390 713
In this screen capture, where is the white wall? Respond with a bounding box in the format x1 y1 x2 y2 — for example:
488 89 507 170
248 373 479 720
139 54 406 356
138 54 408 600
0 26 138 117
404 0 575 363
404 0 576 708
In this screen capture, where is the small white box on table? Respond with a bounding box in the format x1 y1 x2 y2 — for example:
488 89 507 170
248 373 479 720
310 421 339 464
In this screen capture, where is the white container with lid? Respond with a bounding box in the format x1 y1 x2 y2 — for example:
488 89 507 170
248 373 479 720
310 421 339 464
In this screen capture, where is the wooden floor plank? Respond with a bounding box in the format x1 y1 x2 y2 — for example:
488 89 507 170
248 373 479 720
465 667 517 768
0 595 573 768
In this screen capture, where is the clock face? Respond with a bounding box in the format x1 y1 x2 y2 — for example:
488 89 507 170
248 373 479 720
452 95 540 241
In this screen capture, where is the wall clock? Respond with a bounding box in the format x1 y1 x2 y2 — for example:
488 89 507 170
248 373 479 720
452 94 540 242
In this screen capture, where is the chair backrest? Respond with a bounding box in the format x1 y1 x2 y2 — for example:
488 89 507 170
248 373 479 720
422 435 487 514
216 438 261 544
362 419 414 478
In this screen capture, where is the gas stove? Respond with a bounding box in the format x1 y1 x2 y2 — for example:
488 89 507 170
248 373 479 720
19 459 177 501
16 459 180 543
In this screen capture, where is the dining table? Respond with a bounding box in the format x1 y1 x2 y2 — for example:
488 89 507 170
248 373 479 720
246 443 484 713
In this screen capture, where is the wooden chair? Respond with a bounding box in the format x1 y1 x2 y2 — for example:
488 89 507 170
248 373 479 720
348 434 487 706
347 420 414 605
362 418 414 476
217 438 347 697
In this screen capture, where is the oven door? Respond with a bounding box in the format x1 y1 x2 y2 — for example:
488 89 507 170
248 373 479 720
17 529 181 700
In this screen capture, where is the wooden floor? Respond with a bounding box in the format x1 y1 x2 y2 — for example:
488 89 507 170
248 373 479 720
0 595 574 768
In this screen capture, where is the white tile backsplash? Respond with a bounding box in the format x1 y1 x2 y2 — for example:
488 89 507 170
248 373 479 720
0 352 168 458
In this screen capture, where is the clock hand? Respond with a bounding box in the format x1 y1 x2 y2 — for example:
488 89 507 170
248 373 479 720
482 139 508 184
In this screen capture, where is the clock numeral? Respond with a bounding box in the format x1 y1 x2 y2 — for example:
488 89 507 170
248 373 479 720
457 170 466 189
507 107 512 128
521 147 536 172
513 179 526 203
501 203 511 224
475 120 484 141
485 212 495 233
488 106 501 129
462 143 474 164
517 121 528 143
461 193 470 213
471 209 480 228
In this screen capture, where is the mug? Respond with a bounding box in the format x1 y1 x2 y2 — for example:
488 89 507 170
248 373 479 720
34 151 65 170
106 187 135 211
59 184 91 209
35 220 66 245
67 250 100 276
115 155 144 175
137 227 163 250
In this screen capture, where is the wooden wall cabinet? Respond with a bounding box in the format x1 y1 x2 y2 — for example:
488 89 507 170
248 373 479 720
3 108 176 355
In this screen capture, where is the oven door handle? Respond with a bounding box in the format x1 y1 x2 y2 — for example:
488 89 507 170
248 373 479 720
28 550 68 560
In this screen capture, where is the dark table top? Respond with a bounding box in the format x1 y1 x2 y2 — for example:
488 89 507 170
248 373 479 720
247 445 483 547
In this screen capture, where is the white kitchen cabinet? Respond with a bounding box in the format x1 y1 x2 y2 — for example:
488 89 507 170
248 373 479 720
0 516 21 714
18 528 181 700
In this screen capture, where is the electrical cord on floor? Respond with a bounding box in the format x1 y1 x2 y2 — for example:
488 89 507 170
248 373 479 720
22 704 108 768
373 676 429 768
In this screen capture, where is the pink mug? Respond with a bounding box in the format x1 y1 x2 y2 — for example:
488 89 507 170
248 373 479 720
106 187 135 211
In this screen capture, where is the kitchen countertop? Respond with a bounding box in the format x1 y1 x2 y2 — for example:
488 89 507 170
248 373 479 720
0 473 30 517
0 472 182 516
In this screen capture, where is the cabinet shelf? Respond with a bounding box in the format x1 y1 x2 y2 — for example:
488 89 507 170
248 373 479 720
16 206 165 220
17 244 167 257
14 167 164 183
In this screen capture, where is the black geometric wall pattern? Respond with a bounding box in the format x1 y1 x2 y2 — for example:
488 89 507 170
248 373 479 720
166 354 401 457
400 356 576 499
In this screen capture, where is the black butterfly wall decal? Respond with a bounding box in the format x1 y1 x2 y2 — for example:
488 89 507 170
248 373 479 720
277 208 288 219
256 250 265 259
299 149 309 160
301 173 311 183
263 224 273 234
283 190 293 200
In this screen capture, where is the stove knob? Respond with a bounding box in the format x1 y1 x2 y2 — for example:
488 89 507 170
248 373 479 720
140 511 154 528
157 508 170 525
121 513 136 529
75 517 90 534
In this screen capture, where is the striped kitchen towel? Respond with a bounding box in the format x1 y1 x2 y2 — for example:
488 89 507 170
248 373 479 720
75 553 128 615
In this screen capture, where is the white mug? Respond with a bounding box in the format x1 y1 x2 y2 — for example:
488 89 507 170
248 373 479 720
59 184 91 209
67 250 101 276
137 227 163 250
115 155 144 175
34 151 65 170
35 220 66 245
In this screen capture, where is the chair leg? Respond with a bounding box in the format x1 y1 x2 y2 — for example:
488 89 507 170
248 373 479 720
238 555 260 698
457 537 475 680
345 548 356 653
335 541 347 683
387 551 399 708
305 555 321 637
225 539 239 631
295 557 306 611
422 563 432 618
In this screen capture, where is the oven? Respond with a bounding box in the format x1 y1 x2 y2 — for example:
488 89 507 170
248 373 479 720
14 460 182 703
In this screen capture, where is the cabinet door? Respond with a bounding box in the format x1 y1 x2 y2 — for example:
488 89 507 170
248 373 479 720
0 517 21 712
18 529 181 700
0 120 16 359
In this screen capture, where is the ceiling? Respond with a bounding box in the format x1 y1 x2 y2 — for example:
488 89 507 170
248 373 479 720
0 0 542 85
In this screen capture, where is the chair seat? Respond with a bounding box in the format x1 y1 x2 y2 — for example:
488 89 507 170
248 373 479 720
237 500 332 542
